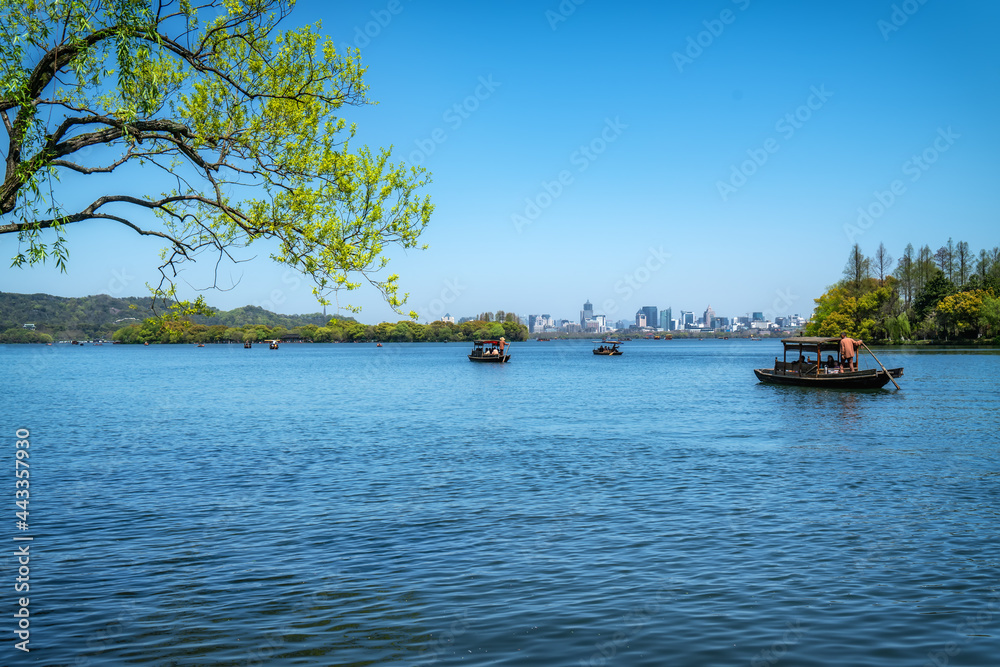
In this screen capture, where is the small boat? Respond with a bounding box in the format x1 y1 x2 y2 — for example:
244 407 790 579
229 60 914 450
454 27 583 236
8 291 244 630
537 338 550 341
593 340 623 356
754 336 903 389
268 340 279 350
376 343 382 347
244 341 252 348
468 338 510 363
196 343 205 347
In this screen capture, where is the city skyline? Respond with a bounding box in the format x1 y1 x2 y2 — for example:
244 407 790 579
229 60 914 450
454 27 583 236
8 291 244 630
521 299 806 334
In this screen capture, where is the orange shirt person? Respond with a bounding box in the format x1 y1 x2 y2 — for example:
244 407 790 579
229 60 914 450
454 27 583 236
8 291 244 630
839 332 862 372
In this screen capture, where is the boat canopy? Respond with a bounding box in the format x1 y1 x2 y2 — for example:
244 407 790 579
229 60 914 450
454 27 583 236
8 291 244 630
781 336 840 345
472 340 504 346
781 336 841 352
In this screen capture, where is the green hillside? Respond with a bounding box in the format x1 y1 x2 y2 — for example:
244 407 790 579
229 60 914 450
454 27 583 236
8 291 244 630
0 292 353 341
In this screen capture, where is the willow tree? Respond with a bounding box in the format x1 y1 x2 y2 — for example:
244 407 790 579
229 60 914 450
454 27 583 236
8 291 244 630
1 0 432 315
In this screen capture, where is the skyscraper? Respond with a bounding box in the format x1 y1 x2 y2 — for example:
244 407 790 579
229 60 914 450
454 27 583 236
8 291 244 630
639 306 657 330
581 299 593 327
703 305 716 327
660 307 672 330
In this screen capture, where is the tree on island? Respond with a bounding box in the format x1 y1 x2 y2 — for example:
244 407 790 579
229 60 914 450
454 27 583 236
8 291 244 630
807 242 1000 343
1 0 432 316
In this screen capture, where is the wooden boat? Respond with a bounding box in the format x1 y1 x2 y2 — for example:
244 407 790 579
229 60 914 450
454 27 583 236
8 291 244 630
469 339 510 363
593 340 623 356
754 336 903 389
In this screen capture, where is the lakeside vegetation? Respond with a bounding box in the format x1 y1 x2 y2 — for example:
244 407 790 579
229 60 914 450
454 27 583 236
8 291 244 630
111 310 528 344
806 240 1000 344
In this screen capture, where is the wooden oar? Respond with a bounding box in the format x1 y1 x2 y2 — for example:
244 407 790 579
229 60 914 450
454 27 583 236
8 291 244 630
861 342 900 390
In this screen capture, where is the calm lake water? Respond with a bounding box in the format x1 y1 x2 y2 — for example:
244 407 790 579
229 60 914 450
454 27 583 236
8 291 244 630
4 340 1000 666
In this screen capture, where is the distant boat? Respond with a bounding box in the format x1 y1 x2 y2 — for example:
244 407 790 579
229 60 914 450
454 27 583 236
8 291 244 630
593 340 623 356
376 343 382 347
754 336 903 389
468 339 510 363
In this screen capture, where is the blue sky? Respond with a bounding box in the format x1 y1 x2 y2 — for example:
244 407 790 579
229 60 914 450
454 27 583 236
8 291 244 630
3 0 998 324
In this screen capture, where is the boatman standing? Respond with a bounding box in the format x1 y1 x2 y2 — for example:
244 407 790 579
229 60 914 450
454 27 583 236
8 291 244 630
839 332 862 372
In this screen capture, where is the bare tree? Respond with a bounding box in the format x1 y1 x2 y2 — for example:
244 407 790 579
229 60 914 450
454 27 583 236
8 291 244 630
874 242 893 286
843 244 871 293
935 239 955 282
894 243 915 307
917 245 935 292
977 249 989 281
955 240 971 287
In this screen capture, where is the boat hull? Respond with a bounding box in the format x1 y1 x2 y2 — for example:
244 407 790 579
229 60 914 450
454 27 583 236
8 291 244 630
469 355 510 363
593 350 622 355
754 367 903 389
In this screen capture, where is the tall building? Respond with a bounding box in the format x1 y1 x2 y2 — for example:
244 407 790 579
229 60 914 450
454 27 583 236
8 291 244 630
703 305 716 327
660 307 672 331
635 310 647 328
639 306 657 330
752 311 764 322
528 314 537 333
681 310 694 327
580 300 593 327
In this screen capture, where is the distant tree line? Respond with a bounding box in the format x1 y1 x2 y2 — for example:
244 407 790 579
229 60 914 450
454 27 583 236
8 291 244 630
807 239 1000 342
111 314 529 344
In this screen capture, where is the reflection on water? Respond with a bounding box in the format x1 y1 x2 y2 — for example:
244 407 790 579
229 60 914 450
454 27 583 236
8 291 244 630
5 341 1000 666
